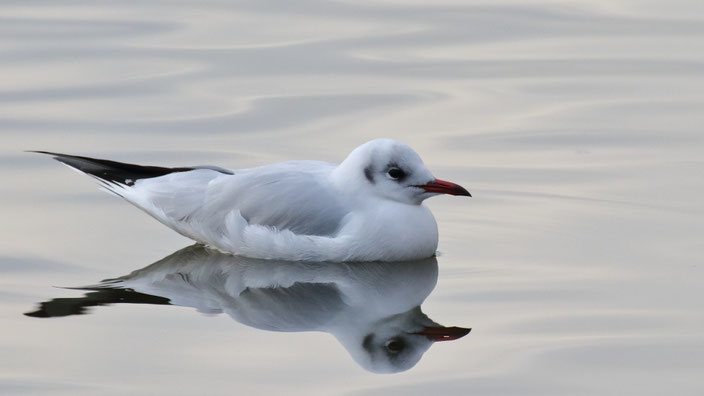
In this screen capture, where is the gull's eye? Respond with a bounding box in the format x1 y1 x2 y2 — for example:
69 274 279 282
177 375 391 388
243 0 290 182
385 339 405 353
387 168 406 180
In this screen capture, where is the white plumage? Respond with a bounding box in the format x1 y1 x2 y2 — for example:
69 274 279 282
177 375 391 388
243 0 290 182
38 139 470 262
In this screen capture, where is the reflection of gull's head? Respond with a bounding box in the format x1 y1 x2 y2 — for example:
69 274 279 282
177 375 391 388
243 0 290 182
26 245 470 373
339 306 470 374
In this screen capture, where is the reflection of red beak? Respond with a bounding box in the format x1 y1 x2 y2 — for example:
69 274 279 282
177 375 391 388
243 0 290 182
414 326 472 342
417 179 471 197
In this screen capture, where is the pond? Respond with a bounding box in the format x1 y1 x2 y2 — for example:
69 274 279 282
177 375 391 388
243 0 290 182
1 1 703 395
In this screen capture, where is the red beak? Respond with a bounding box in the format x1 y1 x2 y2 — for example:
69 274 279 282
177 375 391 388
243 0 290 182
413 326 472 342
417 179 471 197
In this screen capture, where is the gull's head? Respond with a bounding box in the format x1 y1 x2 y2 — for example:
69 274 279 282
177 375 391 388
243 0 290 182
333 139 470 205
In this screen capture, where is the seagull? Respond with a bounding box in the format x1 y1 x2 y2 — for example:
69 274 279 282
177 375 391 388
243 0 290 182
26 244 471 373
34 139 470 262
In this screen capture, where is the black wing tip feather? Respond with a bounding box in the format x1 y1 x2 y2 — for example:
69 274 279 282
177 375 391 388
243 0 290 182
29 150 195 186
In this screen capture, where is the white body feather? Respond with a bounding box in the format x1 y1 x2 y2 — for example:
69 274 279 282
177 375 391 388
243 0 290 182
106 161 439 261
44 139 468 262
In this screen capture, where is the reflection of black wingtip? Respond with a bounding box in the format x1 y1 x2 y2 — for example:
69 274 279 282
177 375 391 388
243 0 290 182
24 288 171 319
24 310 51 318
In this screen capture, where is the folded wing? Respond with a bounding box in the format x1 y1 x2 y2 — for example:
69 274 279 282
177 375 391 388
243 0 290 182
39 153 350 257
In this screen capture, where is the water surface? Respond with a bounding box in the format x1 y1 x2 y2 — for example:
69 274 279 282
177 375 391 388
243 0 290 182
1 1 703 395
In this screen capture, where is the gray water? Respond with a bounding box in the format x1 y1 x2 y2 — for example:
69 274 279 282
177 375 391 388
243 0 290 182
2 0 704 394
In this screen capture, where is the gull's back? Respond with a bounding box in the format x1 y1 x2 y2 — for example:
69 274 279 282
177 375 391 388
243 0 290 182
118 160 349 246
212 161 346 236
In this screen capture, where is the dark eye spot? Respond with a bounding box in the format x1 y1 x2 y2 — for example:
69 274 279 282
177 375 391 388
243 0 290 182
364 166 375 183
387 168 406 180
385 339 405 353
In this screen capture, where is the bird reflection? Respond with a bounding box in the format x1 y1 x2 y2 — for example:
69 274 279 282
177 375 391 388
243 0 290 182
25 245 470 373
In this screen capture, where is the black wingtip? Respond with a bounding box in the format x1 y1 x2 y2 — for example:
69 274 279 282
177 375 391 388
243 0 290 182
27 150 60 156
27 150 79 163
29 151 196 186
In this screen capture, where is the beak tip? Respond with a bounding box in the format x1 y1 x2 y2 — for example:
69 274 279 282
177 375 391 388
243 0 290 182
453 185 471 197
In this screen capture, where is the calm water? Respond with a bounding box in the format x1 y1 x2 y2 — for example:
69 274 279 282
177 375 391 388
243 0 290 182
2 0 704 394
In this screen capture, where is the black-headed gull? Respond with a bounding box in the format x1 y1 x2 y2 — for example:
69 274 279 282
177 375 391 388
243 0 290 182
26 245 471 373
35 139 470 261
